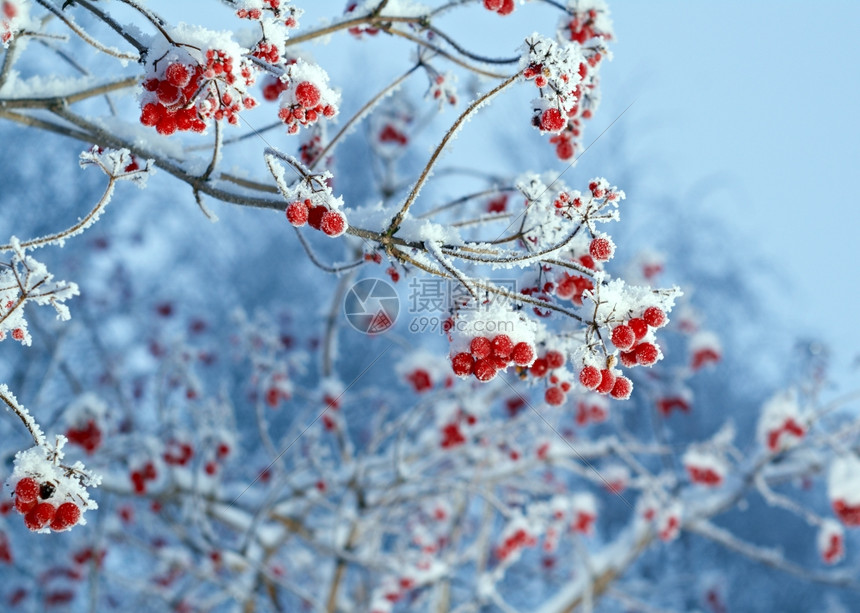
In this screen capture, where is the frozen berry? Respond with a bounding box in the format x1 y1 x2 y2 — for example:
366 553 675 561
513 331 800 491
511 342 535 366
492 335 514 360
635 342 659 366
295 82 321 109
24 503 56 531
14 497 36 514
579 365 601 390
610 324 635 351
451 352 474 376
15 478 39 504
589 237 614 262
596 369 616 394
628 318 648 341
610 376 633 400
470 337 492 360
545 350 565 369
545 387 565 406
643 306 666 328
165 63 192 88
320 210 347 237
539 108 566 132
473 358 497 382
531 358 549 377
285 200 309 226
49 502 81 531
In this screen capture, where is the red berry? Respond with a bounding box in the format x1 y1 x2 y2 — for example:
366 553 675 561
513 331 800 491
579 365 601 390
539 108 566 132
589 237 614 262
140 102 163 127
165 63 192 88
619 350 637 368
155 81 181 106
24 503 56 531
285 200 309 226
492 335 514 360
545 350 565 369
511 342 535 366
531 358 548 377
14 497 36 514
610 324 635 351
11 328 24 341
545 387 565 406
470 337 492 360
295 82 321 109
483 0 502 9
15 478 40 504
610 376 633 400
628 318 648 340
473 358 497 382
451 352 474 376
643 306 666 328
635 342 659 366
307 205 327 230
497 0 514 15
596 369 616 394
49 502 81 531
320 210 347 237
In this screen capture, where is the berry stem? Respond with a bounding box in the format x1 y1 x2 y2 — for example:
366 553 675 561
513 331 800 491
0 384 46 447
386 73 518 236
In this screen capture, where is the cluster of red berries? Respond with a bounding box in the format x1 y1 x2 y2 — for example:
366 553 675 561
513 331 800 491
555 272 594 306
130 461 157 494
277 81 336 134
428 74 457 106
285 198 347 237
378 123 409 146
578 364 632 400
141 52 256 135
0 327 26 342
1 1 20 45
12 477 81 532
686 465 723 487
163 440 194 466
252 40 280 64
261 75 288 101
496 527 537 561
344 2 380 37
821 529 844 564
575 398 608 426
65 419 102 454
691 346 721 370
765 417 805 452
564 8 613 44
483 0 514 15
610 306 667 367
528 350 573 406
833 499 860 526
450 335 536 382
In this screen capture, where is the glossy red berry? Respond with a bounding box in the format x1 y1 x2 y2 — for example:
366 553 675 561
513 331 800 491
635 342 659 366
307 205 327 230
596 369 616 394
545 350 565 369
320 210 347 237
15 478 39 503
24 503 56 531
49 502 81 531
610 376 633 400
643 306 666 328
14 497 36 514
628 318 648 340
610 324 635 351
470 337 492 360
511 342 535 366
619 350 637 368
295 82 321 108
498 0 514 15
452 352 475 376
579 365 601 390
492 335 514 360
483 0 502 9
589 237 614 262
545 387 565 406
285 200 309 226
